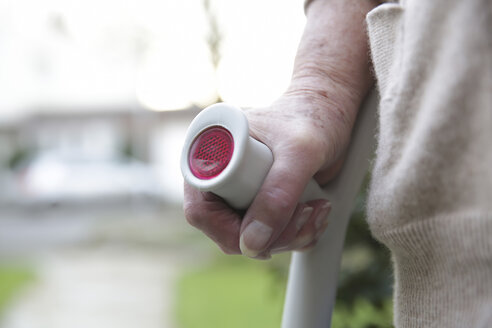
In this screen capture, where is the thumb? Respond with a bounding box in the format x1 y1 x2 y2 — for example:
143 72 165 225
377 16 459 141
239 155 313 258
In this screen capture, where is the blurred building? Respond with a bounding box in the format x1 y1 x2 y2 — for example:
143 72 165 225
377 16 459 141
0 104 199 207
0 0 305 209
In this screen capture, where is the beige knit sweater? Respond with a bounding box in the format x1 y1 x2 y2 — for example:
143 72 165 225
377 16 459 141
366 0 492 327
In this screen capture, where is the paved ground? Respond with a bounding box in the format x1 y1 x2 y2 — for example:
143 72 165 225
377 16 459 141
0 204 213 328
2 249 181 328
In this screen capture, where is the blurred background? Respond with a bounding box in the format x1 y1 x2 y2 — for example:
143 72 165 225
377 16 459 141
0 0 393 327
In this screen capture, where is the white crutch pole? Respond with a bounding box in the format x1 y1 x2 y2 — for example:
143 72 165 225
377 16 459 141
281 90 377 328
180 90 378 328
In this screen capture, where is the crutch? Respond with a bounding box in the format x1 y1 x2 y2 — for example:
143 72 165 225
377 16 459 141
180 89 378 328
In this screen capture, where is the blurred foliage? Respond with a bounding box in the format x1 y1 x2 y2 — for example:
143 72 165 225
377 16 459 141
203 0 222 70
6 147 33 170
202 0 223 103
121 139 135 159
176 174 394 327
331 298 393 328
337 175 393 307
0 266 35 317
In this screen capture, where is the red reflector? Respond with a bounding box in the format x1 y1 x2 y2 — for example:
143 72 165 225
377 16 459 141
189 126 234 179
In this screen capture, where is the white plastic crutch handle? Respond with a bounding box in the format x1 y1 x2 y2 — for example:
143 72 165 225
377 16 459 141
180 102 326 209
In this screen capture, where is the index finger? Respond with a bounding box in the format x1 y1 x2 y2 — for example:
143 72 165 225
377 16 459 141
183 183 243 254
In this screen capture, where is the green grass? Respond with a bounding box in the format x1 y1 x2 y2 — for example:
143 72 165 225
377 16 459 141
0 266 35 316
175 255 393 328
176 256 286 328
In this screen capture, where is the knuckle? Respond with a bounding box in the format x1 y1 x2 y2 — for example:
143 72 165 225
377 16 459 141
280 109 349 165
262 186 296 214
286 125 329 166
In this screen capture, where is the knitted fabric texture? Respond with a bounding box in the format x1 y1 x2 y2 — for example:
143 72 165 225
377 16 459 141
366 0 492 327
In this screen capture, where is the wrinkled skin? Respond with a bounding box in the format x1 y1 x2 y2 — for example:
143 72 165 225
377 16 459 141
183 0 379 259
184 91 349 258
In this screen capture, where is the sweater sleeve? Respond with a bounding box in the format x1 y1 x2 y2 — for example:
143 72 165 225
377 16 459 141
366 0 492 326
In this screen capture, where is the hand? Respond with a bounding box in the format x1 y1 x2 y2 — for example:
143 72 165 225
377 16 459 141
184 90 355 259
183 0 377 259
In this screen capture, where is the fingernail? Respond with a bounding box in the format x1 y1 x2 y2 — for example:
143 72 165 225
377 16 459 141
291 233 314 249
254 253 272 260
315 202 331 229
271 246 289 254
240 220 273 258
296 206 314 230
299 243 316 252
315 219 330 240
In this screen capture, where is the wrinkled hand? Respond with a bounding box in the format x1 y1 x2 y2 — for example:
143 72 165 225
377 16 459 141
184 0 376 259
183 91 355 259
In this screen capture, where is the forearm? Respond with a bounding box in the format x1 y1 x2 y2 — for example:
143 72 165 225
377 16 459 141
287 0 379 132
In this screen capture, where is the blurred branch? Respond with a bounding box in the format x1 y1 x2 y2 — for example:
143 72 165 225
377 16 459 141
203 0 222 70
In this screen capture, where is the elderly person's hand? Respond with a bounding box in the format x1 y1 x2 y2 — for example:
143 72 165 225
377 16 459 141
183 0 378 259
